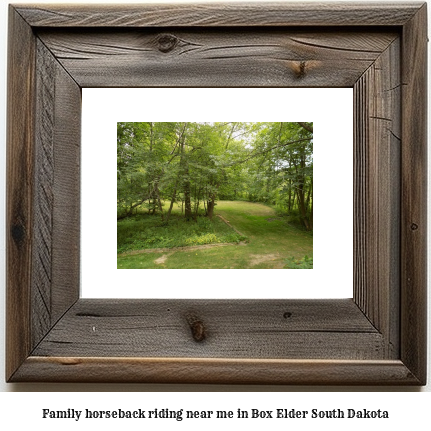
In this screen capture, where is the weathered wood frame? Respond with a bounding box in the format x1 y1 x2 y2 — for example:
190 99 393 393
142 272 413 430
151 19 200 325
6 2 427 385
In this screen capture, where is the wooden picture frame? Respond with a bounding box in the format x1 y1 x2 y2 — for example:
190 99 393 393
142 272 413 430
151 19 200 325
6 2 427 385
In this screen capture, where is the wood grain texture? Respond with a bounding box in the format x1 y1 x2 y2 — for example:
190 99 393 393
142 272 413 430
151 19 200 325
400 3 428 384
353 38 401 359
6 7 36 381
7 13 82 381
37 29 398 88
32 299 384 360
50 52 81 324
31 40 81 348
32 40 56 347
12 357 420 385
15 2 423 27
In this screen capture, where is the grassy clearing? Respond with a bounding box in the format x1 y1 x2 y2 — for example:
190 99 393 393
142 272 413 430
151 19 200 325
117 200 312 269
117 212 245 254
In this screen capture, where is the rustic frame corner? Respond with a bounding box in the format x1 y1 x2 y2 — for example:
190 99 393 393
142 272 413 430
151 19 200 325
6 2 427 385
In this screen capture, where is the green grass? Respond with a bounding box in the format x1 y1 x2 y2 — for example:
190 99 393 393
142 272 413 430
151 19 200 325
117 211 245 254
283 255 313 269
117 200 312 269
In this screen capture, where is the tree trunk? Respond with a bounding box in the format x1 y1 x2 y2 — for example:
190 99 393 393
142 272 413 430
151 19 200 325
165 182 178 223
287 182 292 212
206 199 215 220
194 187 202 218
297 188 310 231
178 122 193 221
184 177 192 221
206 190 217 220
305 179 312 215
154 183 164 221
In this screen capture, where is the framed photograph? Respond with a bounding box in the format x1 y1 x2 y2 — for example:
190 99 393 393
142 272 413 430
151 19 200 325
6 2 427 384
83 87 352 300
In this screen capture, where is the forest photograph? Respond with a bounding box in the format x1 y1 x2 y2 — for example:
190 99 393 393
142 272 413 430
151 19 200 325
117 122 313 270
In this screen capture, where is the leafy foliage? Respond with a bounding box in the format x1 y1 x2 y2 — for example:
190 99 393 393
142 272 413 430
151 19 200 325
117 122 313 230
283 255 314 269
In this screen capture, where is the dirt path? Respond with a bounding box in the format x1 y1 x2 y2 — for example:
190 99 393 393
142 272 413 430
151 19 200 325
215 214 245 237
118 241 247 257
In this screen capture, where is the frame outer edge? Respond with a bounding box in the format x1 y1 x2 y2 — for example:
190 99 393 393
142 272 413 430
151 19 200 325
13 2 424 27
5 2 428 385
6 6 37 381
11 357 422 385
400 3 428 384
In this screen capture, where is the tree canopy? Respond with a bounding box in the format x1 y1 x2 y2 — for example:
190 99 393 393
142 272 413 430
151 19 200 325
117 122 313 230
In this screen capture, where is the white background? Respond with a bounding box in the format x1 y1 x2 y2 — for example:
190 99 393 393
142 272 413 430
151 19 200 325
0 0 430 424
82 87 353 299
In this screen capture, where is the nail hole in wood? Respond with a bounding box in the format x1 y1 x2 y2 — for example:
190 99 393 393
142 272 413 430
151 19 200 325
283 311 292 319
411 223 418 230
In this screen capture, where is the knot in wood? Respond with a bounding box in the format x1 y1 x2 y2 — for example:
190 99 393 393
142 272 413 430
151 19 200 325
186 314 206 342
11 222 25 246
293 61 307 78
157 34 178 53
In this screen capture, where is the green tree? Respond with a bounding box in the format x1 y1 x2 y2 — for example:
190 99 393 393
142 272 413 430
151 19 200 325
117 121 313 230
